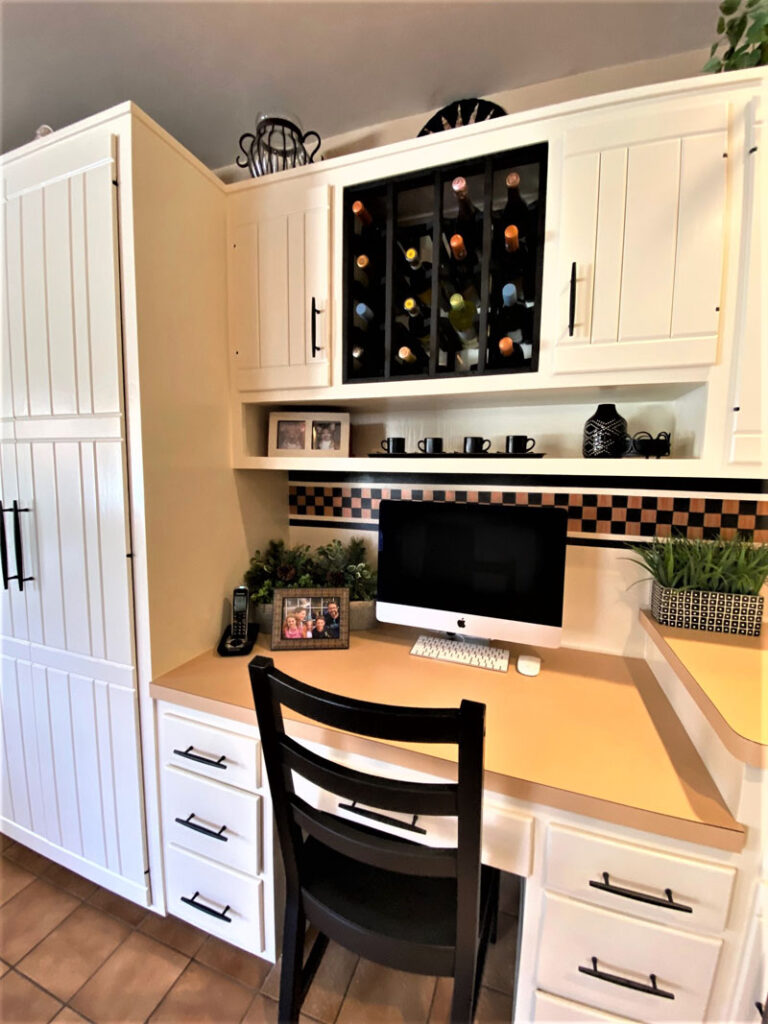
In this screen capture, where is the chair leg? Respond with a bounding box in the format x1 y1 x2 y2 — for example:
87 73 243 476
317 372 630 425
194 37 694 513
278 897 306 1024
451 961 477 1024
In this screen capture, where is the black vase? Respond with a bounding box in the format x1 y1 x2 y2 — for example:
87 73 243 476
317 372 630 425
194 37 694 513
583 404 627 458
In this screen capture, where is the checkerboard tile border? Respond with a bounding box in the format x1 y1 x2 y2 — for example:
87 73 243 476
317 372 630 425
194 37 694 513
289 485 768 542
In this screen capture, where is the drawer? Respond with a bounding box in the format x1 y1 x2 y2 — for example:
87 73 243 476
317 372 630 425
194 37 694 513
537 892 721 1023
160 711 260 792
545 824 735 933
162 765 261 876
534 990 638 1022
164 843 264 956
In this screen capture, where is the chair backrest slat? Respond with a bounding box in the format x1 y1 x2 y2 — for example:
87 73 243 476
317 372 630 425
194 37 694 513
290 794 458 877
279 734 458 816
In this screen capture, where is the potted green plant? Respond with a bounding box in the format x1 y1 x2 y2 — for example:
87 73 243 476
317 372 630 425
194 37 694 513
703 0 768 73
628 534 768 637
244 537 378 631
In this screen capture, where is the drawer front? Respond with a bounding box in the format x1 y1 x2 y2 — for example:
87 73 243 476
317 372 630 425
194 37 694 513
537 892 721 1023
534 990 638 1022
164 843 264 956
162 765 261 876
545 824 735 933
160 711 260 792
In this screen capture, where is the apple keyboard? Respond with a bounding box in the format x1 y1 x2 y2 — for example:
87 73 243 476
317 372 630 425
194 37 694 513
409 635 510 673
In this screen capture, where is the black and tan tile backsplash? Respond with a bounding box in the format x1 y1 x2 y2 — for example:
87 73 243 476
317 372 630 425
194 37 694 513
289 483 768 543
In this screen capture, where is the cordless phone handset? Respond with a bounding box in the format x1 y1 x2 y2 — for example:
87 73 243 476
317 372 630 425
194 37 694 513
231 586 249 643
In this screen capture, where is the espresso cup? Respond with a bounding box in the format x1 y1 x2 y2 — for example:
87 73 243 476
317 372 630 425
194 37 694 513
464 436 491 454
418 437 443 454
506 434 536 454
380 436 406 454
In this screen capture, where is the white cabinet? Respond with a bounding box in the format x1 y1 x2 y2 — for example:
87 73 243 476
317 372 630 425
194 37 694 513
228 182 331 392
0 128 149 903
554 96 730 375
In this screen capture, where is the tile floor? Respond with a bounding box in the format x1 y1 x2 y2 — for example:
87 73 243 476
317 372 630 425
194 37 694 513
0 836 519 1023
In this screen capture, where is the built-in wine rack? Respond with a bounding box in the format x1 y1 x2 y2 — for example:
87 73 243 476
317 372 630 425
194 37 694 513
342 142 548 383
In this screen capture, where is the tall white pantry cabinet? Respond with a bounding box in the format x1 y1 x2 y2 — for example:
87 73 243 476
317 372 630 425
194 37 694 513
0 104 270 908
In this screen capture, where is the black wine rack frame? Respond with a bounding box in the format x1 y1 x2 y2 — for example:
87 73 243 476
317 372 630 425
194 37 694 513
342 141 548 384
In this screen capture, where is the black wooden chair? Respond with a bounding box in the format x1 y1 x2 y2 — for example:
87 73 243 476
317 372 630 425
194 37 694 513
248 655 500 1024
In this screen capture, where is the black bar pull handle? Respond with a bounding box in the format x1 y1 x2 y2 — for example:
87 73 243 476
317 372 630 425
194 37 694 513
10 501 33 592
338 800 427 836
173 745 227 770
180 891 232 922
311 297 324 357
175 812 228 842
589 872 693 913
568 261 577 336
579 956 674 1000
0 502 9 590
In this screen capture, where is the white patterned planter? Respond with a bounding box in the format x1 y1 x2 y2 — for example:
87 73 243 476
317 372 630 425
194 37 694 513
651 581 764 637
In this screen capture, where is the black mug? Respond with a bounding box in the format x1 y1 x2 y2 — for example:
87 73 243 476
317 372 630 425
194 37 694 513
418 437 443 454
506 434 536 454
464 436 491 454
380 436 405 454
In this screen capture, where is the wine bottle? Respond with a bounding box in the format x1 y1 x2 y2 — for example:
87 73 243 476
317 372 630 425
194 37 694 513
497 335 525 365
395 343 429 368
354 254 372 288
502 172 530 240
451 176 482 248
448 292 477 345
403 298 431 342
446 233 480 292
498 224 524 281
354 301 375 331
493 282 523 339
404 246 432 301
352 199 373 228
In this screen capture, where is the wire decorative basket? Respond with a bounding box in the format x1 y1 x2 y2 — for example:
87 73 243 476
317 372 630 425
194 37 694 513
237 115 321 178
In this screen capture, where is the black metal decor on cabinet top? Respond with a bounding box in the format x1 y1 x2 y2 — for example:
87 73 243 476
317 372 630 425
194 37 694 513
342 142 548 384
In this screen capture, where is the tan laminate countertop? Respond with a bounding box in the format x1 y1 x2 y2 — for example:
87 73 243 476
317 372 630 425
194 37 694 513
641 609 768 767
151 626 744 852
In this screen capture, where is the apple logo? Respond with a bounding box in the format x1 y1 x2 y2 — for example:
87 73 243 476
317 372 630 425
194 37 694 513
457 618 466 628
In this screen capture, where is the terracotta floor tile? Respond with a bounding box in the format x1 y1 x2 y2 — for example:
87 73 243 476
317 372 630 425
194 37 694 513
480 913 518 996
139 912 208 958
428 979 513 1024
87 887 147 927
149 961 253 1023
4 842 53 876
336 960 437 1024
242 993 318 1024
0 857 36 906
195 935 272 989
0 959 9 978
17 903 130 1002
0 835 16 852
0 969 62 1023
70 932 187 1024
42 862 98 901
261 940 357 1024
0 879 79 964
52 1010 90 1023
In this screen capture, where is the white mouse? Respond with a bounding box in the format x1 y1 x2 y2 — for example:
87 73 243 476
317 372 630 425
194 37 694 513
516 653 541 677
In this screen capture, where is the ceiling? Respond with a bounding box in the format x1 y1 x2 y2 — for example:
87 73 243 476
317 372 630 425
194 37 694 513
1 1 718 169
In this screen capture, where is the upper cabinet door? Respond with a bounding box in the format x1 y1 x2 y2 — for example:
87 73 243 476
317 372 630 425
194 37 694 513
1 133 123 421
229 183 331 392
554 98 729 374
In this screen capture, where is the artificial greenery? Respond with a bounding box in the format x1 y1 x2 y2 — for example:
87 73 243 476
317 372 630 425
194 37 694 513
627 534 768 596
703 0 768 73
244 537 377 605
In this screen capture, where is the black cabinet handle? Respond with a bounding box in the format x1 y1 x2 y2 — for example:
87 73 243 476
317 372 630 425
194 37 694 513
589 872 692 913
0 502 9 590
568 261 577 336
180 890 231 922
579 956 674 1000
311 296 324 357
173 745 227 770
175 812 228 842
756 1001 765 1020
7 501 33 592
338 800 426 835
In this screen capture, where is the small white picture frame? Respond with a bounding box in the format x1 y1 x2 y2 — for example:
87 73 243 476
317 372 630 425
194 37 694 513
268 411 350 458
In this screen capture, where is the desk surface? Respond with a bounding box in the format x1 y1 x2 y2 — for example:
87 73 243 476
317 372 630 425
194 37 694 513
151 626 744 853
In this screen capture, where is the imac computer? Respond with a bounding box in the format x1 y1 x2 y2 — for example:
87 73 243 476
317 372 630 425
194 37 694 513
376 500 567 674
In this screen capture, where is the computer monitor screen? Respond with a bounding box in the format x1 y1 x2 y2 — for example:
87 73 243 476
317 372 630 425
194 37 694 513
376 500 567 647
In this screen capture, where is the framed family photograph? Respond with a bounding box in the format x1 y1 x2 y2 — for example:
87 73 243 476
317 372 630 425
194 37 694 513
268 412 350 458
270 588 350 651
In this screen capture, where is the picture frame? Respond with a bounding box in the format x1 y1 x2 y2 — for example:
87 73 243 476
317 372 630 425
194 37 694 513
270 588 350 651
268 411 350 458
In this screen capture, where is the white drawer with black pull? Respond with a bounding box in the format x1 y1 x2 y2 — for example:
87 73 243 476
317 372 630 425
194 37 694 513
545 823 735 933
162 764 261 876
165 843 264 956
534 990 638 1022
160 710 260 792
537 892 722 1022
